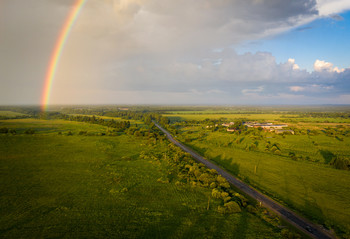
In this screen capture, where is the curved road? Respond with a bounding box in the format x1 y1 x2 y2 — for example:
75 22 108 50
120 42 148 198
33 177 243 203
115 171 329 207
153 122 336 239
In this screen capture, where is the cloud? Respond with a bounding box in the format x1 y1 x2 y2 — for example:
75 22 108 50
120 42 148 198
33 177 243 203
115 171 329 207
288 58 300 70
290 86 305 92
296 26 313 31
329 14 344 20
314 59 345 73
0 0 350 105
316 0 350 16
242 86 264 95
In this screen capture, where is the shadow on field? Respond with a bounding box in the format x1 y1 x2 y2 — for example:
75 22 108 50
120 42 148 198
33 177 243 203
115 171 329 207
211 154 240 177
319 150 335 164
297 175 326 225
230 162 241 176
301 196 325 226
282 170 293 206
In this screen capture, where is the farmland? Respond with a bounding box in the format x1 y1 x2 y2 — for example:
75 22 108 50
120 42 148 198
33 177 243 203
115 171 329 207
162 108 350 238
0 115 285 238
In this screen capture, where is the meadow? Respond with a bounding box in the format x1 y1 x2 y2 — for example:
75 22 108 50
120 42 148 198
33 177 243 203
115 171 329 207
166 111 350 237
0 111 29 119
0 117 285 238
163 113 350 124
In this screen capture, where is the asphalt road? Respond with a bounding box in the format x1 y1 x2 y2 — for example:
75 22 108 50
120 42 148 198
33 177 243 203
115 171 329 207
153 122 336 239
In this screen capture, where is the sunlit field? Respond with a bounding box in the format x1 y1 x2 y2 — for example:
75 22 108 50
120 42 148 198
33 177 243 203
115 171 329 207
167 111 350 237
0 118 284 238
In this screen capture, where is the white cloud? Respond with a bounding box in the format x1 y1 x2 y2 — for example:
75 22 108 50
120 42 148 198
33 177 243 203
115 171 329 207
288 58 300 70
316 0 350 16
313 59 345 73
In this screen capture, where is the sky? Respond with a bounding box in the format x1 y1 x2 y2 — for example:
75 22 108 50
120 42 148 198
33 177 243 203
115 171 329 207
1 0 350 106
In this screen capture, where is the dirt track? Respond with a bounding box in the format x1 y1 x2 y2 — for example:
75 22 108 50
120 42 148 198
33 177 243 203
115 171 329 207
153 122 336 239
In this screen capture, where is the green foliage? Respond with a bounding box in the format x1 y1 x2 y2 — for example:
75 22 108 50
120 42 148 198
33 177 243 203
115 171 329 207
24 128 35 134
0 110 29 119
281 229 301 239
330 156 350 170
320 150 335 164
0 127 8 134
224 201 241 213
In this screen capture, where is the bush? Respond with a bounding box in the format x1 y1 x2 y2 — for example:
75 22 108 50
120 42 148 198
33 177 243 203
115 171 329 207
270 146 278 152
224 201 241 213
330 157 350 170
217 206 226 214
78 131 87 135
281 229 301 239
209 182 217 189
211 188 221 199
0 127 9 134
24 129 35 134
274 150 281 155
247 205 257 214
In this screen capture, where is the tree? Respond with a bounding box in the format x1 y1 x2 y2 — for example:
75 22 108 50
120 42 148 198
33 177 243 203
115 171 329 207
0 127 8 134
224 201 241 213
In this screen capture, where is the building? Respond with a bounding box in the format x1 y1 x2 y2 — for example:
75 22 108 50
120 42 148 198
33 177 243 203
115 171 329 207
244 122 288 129
222 122 234 127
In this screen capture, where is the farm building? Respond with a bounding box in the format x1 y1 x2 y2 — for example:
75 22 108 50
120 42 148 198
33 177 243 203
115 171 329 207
222 122 234 127
244 122 288 129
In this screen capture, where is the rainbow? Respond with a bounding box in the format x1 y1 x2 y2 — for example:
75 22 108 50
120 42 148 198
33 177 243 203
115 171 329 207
41 0 87 111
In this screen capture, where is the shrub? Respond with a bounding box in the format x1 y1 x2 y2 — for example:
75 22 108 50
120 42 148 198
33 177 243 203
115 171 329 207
24 129 35 134
224 201 241 213
274 150 281 155
211 188 221 199
209 182 217 189
217 206 226 214
270 146 278 152
246 205 257 214
330 157 350 170
0 127 9 134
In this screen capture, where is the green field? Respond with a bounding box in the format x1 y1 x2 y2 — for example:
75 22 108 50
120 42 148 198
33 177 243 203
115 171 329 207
0 118 108 135
0 119 284 238
164 113 290 122
163 113 350 124
0 111 28 119
168 113 350 237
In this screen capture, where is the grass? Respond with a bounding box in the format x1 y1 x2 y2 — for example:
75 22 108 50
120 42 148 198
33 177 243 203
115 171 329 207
163 113 350 124
0 119 282 238
164 113 292 122
0 119 108 135
0 111 28 118
174 123 350 236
